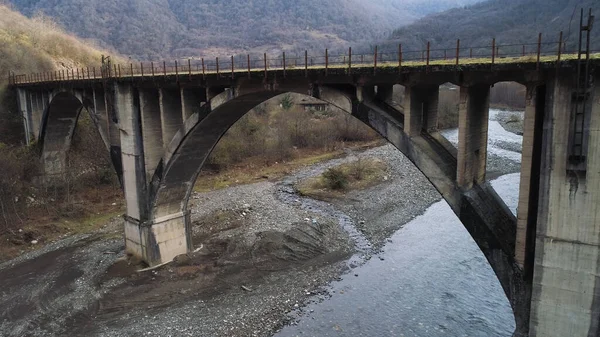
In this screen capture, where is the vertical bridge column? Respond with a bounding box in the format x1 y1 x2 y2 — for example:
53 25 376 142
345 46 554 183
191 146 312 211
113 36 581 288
403 85 439 136
515 84 544 269
118 83 191 266
529 71 600 336
181 87 204 121
457 84 490 189
160 88 183 150
139 89 163 181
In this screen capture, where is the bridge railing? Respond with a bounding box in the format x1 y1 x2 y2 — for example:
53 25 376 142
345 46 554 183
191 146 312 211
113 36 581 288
7 32 599 86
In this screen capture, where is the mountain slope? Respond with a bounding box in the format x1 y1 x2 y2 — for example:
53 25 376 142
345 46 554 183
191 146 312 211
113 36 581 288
386 0 599 54
0 4 117 143
8 0 482 59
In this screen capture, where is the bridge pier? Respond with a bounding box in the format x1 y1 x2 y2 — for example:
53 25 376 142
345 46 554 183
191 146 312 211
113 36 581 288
139 88 163 181
403 85 439 136
528 70 600 337
457 84 490 188
159 88 184 150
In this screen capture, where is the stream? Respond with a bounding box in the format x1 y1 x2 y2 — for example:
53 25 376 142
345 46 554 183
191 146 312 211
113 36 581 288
275 109 524 337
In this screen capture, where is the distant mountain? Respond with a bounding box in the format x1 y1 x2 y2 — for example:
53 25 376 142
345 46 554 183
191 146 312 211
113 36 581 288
7 0 482 59
385 0 599 56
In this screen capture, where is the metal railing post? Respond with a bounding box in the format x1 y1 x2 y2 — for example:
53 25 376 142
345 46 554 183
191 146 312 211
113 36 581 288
537 33 542 70
325 49 328 76
492 38 496 64
283 52 286 78
456 39 460 65
557 31 563 62
247 54 251 78
374 45 378 74
348 47 352 74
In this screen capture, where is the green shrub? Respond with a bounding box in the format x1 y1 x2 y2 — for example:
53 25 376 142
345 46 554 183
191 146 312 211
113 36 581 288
322 167 348 190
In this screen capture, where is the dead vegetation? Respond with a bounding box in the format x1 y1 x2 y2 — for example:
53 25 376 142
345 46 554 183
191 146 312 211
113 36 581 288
296 157 389 200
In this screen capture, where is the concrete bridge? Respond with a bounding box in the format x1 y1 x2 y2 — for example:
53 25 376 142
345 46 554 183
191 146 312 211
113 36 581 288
9 53 600 336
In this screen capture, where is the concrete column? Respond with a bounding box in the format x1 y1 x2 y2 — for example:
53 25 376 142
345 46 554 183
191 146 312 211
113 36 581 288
375 85 393 102
457 84 490 189
423 88 439 132
403 86 439 136
92 89 110 150
116 82 148 222
159 88 183 150
529 72 600 336
26 92 35 142
139 89 164 181
515 85 544 269
30 92 41 139
16 89 30 144
181 87 203 121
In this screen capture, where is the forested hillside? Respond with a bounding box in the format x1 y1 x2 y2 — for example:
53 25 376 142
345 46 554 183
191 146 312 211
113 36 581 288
0 4 118 144
7 0 482 59
385 0 599 54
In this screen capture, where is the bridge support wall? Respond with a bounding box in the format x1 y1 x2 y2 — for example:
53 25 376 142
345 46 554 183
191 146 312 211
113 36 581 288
529 71 600 336
140 89 163 181
457 84 490 188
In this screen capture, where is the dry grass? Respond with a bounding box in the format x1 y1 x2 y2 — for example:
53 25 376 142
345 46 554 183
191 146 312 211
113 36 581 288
194 140 383 192
296 157 389 200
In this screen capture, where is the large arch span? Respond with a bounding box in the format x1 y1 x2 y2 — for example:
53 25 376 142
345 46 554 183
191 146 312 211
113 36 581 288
136 84 527 333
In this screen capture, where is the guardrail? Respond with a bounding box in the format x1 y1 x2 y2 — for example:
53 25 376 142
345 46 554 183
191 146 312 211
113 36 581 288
7 31 598 86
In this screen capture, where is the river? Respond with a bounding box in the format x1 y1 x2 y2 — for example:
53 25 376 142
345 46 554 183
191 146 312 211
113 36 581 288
276 109 523 337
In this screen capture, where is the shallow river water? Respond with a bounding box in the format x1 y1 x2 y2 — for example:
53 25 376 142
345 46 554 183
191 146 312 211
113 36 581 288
276 109 523 337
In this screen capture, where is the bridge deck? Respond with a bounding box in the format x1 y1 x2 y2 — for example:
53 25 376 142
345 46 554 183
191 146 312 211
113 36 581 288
10 52 600 87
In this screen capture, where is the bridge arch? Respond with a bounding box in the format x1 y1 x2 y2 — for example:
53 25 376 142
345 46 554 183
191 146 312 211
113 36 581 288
39 91 85 180
39 90 120 183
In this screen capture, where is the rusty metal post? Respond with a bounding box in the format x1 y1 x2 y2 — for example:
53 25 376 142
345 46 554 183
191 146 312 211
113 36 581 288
163 61 167 77
325 49 329 76
456 39 460 65
426 42 430 70
215 57 219 77
188 59 192 80
305 50 308 77
141 63 144 79
175 60 179 81
231 55 234 79
264 53 267 78
492 38 496 64
151 62 155 77
557 31 563 62
118 64 122 78
87 67 90 79
247 54 251 78
201 58 205 78
348 47 352 74
374 45 378 74
283 52 286 78
399 44 403 72
131 63 134 78
537 33 542 70
93 67 97 79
